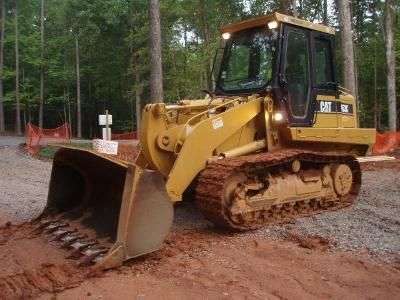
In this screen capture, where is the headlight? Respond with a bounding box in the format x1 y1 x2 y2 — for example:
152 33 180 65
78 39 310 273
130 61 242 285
222 32 231 40
267 21 278 30
273 112 284 122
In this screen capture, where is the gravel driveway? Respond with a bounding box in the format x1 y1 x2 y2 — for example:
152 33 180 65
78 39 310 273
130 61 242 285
0 140 399 262
0 136 25 147
0 138 50 221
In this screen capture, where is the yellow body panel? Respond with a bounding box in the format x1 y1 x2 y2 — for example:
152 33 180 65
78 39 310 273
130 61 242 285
314 95 339 128
339 93 358 128
289 127 376 145
139 90 375 202
137 15 375 203
314 93 359 128
165 97 263 201
138 89 376 202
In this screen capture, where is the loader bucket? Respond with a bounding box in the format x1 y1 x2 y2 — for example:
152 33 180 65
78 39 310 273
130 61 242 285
38 147 173 270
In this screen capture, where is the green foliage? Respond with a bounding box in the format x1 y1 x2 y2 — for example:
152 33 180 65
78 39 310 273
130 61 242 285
1 0 398 135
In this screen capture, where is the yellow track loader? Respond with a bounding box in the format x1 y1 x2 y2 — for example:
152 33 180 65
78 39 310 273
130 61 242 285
37 13 376 269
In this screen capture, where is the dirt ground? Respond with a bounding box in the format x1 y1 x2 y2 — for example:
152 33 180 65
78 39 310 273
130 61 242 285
0 138 399 299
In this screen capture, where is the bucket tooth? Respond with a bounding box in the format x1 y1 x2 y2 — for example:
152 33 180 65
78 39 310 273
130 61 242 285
49 229 77 242
60 234 85 248
44 222 68 233
67 240 97 259
92 254 105 264
78 248 108 266
70 240 97 251
38 219 53 228
32 219 55 233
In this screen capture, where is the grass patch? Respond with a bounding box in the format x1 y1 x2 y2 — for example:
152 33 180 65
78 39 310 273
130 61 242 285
38 145 60 159
38 141 93 160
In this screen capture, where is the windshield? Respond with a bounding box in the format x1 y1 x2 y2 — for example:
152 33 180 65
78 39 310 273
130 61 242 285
217 27 275 93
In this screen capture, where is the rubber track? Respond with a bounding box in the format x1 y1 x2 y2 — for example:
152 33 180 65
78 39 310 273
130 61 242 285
195 149 361 230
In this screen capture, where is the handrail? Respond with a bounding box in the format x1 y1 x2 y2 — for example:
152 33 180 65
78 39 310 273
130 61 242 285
185 97 242 126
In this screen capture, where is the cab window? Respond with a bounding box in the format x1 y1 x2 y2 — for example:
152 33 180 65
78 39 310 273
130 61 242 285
284 29 311 118
315 38 334 86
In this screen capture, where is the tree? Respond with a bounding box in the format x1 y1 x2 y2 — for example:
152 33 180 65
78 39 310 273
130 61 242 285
385 0 397 131
280 0 296 14
149 0 163 102
75 35 81 138
337 0 357 98
133 54 143 133
199 0 213 90
38 0 45 128
14 0 21 135
0 0 5 133
322 0 328 24
0 0 395 136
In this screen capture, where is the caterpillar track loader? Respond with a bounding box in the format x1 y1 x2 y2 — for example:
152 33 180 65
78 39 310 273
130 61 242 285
37 13 375 270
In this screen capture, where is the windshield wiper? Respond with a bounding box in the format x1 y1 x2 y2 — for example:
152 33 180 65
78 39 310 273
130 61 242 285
239 80 260 87
222 76 251 84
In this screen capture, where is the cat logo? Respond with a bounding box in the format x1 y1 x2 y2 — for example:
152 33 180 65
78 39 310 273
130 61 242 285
320 101 332 113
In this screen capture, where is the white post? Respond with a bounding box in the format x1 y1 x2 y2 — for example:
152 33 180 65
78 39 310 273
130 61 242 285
105 109 109 140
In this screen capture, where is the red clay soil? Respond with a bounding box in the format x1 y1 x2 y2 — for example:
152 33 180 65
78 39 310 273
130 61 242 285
1 152 399 299
0 222 89 299
0 227 393 300
36 230 400 300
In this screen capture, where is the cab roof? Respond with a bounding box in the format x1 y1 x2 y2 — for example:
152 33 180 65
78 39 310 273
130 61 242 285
221 12 335 35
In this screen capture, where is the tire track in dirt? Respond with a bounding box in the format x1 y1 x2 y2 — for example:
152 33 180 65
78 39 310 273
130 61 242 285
0 263 84 299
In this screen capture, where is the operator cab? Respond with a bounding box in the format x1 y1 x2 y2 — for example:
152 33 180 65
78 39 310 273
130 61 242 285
215 13 337 127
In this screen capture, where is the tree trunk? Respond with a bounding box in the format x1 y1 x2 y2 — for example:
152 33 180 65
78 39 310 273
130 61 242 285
385 0 397 131
131 51 143 133
149 0 163 103
280 0 294 14
39 0 45 128
322 0 328 25
75 36 82 138
337 0 357 98
63 88 67 124
291 0 298 16
373 38 378 130
199 0 212 91
14 0 21 135
135 71 142 134
67 92 71 135
0 0 5 133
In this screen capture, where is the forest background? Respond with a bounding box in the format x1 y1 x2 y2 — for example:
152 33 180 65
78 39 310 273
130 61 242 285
0 0 398 138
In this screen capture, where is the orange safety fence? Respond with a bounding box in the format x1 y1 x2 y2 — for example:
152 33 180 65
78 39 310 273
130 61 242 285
372 131 400 155
26 122 71 155
111 131 137 140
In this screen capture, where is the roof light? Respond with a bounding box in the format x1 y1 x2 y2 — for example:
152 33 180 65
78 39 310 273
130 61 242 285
268 21 279 30
222 32 231 40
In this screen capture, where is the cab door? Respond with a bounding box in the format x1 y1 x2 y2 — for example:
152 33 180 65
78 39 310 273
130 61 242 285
311 32 339 128
280 25 313 126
